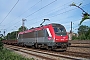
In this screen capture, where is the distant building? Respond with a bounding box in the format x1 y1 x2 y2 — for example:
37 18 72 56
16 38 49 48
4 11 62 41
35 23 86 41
67 32 78 40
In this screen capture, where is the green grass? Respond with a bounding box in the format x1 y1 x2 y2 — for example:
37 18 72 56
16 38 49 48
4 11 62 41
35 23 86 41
0 48 34 60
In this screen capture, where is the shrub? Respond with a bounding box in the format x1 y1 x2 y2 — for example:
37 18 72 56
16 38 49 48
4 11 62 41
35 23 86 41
0 41 3 50
0 48 34 60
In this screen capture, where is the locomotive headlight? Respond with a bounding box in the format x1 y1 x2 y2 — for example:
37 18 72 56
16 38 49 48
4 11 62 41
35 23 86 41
66 39 68 40
61 39 64 40
56 39 59 40
48 37 53 40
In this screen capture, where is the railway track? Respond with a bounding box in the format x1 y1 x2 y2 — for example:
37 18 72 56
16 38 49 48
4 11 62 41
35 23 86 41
69 45 90 48
59 51 90 59
4 44 90 60
5 45 55 60
68 40 90 44
67 42 90 55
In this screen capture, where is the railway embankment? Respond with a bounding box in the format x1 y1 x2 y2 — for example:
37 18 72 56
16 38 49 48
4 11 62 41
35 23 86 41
0 48 34 60
2 40 90 60
4 44 90 60
68 40 90 53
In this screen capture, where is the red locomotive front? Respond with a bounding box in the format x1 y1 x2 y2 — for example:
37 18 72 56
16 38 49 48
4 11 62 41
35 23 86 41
46 23 69 50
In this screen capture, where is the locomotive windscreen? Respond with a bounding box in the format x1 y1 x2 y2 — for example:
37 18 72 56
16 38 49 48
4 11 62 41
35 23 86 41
52 24 67 36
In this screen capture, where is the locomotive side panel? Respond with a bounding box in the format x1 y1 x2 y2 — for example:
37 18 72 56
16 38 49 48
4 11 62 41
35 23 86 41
17 28 54 47
37 29 54 46
18 31 36 46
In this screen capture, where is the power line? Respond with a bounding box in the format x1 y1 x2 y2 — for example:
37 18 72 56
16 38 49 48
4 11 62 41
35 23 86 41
9 1 85 29
5 0 57 31
24 0 84 23
14 0 42 19
4 0 74 29
5 0 42 30
30 0 73 19
0 0 19 25
25 0 57 18
5 0 90 33
30 2 90 27
49 2 90 18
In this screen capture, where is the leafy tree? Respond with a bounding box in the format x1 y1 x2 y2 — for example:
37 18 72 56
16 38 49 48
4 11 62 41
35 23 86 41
70 3 90 40
6 26 28 40
78 25 89 35
0 34 3 40
6 33 11 40
81 13 90 25
18 26 28 32
70 2 90 25
0 34 3 50
78 25 90 40
72 35 78 40
85 28 90 39
6 31 18 40
79 34 86 40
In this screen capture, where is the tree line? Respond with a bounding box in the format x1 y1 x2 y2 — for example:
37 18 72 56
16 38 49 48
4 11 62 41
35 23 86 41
6 26 28 40
2 25 90 40
70 3 90 40
72 25 90 40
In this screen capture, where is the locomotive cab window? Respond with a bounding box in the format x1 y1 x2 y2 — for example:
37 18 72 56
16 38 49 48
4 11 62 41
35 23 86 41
53 27 67 36
54 27 66 32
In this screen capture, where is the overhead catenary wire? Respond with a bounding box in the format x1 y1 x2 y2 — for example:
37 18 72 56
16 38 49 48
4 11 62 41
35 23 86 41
0 0 19 25
30 2 90 28
35 2 90 21
6 0 57 31
4 0 76 29
15 0 75 26
50 2 90 18
23 0 84 24
5 0 42 26
5 0 90 33
6 0 73 28
25 0 57 18
5 0 42 30
5 0 84 30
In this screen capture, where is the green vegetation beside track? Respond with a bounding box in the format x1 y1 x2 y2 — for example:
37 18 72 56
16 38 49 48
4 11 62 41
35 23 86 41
0 48 34 60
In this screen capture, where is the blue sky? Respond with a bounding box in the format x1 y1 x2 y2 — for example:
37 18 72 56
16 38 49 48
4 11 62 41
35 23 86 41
0 0 90 35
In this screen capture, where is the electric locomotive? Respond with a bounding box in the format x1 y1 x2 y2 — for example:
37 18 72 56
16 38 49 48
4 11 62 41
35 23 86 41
17 23 69 50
